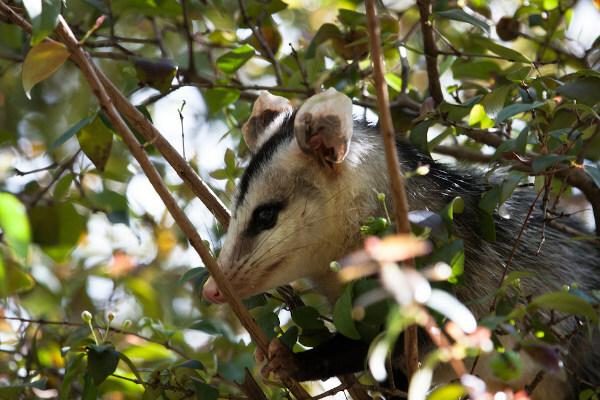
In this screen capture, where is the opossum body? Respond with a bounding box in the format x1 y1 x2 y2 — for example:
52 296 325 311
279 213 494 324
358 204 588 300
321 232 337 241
202 89 600 398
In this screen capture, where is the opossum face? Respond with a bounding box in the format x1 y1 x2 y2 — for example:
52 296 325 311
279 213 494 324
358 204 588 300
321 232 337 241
203 89 359 303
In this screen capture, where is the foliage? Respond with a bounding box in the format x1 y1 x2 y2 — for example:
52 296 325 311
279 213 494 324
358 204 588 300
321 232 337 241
0 0 599 399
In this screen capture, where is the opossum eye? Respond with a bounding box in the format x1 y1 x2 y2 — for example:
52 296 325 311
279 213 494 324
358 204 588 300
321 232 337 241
246 201 285 236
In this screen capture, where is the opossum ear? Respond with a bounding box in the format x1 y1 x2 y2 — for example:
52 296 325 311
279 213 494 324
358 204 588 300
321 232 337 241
242 91 293 153
294 88 353 165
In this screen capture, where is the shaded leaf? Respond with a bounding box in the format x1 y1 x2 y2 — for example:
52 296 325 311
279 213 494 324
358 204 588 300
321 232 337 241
556 76 600 107
333 283 361 340
77 115 114 171
29 202 86 261
49 115 95 151
87 344 120 385
529 291 598 322
24 0 62 45
22 41 70 98
490 351 522 382
306 23 343 58
133 58 177 93
192 379 218 400
531 154 572 173
435 9 490 33
496 101 545 123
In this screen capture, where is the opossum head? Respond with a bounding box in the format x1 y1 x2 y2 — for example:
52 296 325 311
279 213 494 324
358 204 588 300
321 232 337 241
203 89 380 303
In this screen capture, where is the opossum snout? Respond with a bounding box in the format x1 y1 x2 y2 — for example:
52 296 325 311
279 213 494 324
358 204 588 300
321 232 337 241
202 277 225 304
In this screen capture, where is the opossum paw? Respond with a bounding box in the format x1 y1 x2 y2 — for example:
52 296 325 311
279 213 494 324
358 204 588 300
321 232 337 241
259 339 299 380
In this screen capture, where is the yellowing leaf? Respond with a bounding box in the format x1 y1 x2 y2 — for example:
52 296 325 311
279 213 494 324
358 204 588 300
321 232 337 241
77 115 114 171
22 41 70 99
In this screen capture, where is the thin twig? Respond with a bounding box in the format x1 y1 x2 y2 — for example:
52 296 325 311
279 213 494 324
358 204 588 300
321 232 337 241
237 0 283 85
0 315 190 359
29 151 81 206
491 188 544 311
289 43 311 94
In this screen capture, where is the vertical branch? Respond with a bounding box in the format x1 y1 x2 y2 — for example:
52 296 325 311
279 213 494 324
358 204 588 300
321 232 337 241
181 0 195 73
416 0 443 106
365 0 419 379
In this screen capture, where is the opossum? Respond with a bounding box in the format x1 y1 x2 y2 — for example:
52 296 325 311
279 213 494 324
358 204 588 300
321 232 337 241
202 89 600 399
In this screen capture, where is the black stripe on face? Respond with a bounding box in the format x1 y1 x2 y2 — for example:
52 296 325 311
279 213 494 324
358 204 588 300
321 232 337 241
236 113 295 210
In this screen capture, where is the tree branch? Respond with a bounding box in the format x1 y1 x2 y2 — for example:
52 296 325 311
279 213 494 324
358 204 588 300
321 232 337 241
38 12 309 400
365 0 419 380
237 0 283 85
416 0 443 105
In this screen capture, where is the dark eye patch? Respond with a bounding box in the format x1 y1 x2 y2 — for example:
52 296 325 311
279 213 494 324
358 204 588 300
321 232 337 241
245 201 286 236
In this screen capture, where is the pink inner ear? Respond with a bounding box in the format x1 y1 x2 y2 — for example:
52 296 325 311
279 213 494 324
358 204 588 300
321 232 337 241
308 134 323 152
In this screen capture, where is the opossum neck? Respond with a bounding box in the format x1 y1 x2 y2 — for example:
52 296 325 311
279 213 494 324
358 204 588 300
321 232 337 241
308 129 391 303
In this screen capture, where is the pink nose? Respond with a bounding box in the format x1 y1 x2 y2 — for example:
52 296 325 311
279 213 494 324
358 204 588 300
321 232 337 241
202 278 225 304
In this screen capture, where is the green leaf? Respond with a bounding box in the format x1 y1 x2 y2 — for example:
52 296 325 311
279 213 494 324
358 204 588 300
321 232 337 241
468 104 494 128
556 76 600 107
306 23 343 58
256 308 279 340
24 0 62 45
480 85 513 119
192 379 218 400
216 44 256 74
409 120 433 156
29 203 86 261
179 267 208 285
428 383 467 400
531 154 572 173
217 353 253 384
86 344 120 385
490 351 523 382
584 165 600 189
49 115 95 151
117 352 143 383
204 88 240 116
529 291 598 322
479 186 500 214
384 73 403 92
496 101 545 123
473 36 530 62
291 306 326 331
22 41 70 99
452 59 501 80
338 9 366 27
441 196 464 229
60 354 85 400
0 257 35 298
82 373 98 400
77 115 114 172
175 359 205 370
543 0 559 10
133 58 177 93
499 172 526 203
279 326 299 349
333 283 361 340
434 9 490 33
0 193 31 261
189 319 236 341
